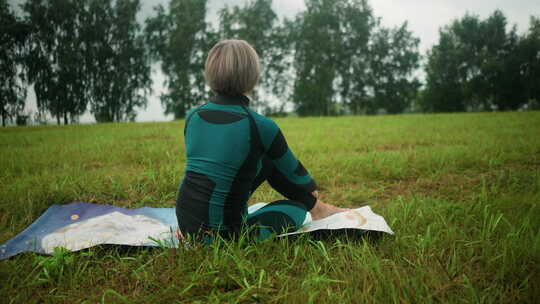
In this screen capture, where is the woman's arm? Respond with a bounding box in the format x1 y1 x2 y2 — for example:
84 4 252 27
259 120 349 218
260 123 317 208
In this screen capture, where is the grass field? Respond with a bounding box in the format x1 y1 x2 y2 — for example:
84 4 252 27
1 112 539 303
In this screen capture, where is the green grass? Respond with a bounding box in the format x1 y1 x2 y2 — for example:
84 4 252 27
1 111 539 303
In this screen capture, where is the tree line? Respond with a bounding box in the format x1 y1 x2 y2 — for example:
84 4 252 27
422 11 540 112
1 0 150 126
1 0 539 126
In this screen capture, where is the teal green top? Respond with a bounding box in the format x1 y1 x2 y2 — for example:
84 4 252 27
176 94 316 235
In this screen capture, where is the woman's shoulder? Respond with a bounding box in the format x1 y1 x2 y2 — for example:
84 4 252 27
186 103 208 117
246 109 282 143
248 109 279 130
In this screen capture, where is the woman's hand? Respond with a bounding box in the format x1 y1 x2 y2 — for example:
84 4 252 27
310 191 350 221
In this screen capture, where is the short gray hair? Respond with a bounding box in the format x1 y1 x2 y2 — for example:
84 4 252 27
204 39 261 96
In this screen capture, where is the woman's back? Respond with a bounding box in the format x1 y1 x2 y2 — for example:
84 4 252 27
176 39 346 240
178 96 262 234
178 94 317 236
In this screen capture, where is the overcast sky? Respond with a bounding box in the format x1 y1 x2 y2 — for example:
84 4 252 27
9 0 540 122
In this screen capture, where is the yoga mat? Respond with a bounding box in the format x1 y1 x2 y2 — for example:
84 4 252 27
0 202 393 260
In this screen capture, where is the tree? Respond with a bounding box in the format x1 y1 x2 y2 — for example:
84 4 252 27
368 22 421 114
476 11 523 111
218 0 292 111
145 0 209 119
291 0 345 116
422 28 465 112
291 0 421 116
0 0 29 126
84 0 151 122
23 0 88 125
518 17 540 108
423 11 528 112
334 0 375 115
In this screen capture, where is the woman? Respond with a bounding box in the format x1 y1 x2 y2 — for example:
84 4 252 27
176 39 347 242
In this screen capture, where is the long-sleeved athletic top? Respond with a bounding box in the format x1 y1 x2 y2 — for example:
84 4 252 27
176 94 317 235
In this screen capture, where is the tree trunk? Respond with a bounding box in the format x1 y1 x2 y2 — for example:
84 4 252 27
1 108 5 127
324 100 328 116
56 115 61 125
64 112 68 125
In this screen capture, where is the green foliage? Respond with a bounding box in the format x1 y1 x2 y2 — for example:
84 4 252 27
33 247 76 281
368 22 421 114
336 0 375 115
422 11 540 113
0 5 26 126
0 0 29 127
23 0 89 125
291 0 420 116
1 112 539 302
5 0 540 123
145 0 211 119
421 29 465 112
292 0 347 116
143 0 420 117
518 17 540 109
218 0 291 112
84 0 151 123
20 0 150 124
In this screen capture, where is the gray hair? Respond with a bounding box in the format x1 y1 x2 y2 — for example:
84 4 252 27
204 39 261 96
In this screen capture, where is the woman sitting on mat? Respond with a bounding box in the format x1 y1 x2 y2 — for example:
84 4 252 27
176 39 348 242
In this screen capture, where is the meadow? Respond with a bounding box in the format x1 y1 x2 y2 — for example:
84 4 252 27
0 111 539 303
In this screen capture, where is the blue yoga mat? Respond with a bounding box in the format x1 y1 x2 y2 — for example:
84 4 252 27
0 202 182 260
1 202 394 260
